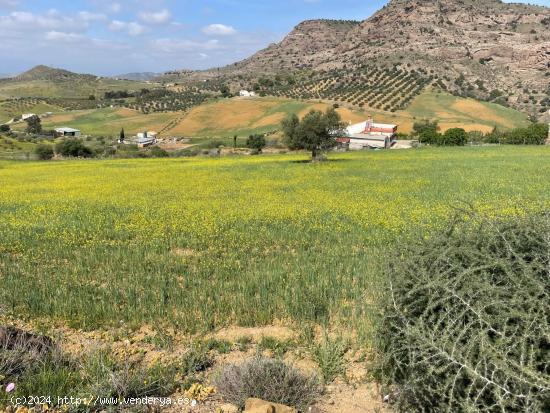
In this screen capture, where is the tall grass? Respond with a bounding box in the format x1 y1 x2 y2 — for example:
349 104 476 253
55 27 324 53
1 147 550 344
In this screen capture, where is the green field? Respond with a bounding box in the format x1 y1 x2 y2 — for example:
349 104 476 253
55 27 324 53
1 147 549 342
0 100 61 124
0 78 154 99
36 107 176 136
10 91 529 140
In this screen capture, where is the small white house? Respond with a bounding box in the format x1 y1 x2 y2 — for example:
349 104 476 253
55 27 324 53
136 131 158 148
239 90 256 97
55 127 81 137
22 113 37 120
137 131 158 140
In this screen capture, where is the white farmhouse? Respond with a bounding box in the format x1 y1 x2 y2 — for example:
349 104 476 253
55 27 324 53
136 131 158 148
239 90 256 98
22 113 37 120
337 118 398 150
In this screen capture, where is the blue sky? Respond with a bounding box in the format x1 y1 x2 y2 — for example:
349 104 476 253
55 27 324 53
0 0 548 76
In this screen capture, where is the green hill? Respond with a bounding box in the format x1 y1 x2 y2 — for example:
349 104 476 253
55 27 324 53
0 65 155 99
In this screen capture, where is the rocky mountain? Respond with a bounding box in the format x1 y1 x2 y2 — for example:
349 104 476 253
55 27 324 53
166 0 550 119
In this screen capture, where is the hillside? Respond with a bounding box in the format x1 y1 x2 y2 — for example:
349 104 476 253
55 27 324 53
0 65 155 99
20 92 527 138
11 65 96 82
160 0 550 119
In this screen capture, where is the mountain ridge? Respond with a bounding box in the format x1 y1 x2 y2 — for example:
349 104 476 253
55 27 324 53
159 0 549 119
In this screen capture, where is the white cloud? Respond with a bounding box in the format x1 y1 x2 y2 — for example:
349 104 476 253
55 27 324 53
109 20 146 36
109 3 121 13
202 24 237 36
151 38 222 53
45 31 84 42
78 11 107 22
139 9 171 24
0 10 88 32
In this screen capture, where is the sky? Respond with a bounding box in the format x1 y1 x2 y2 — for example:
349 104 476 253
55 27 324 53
0 0 548 76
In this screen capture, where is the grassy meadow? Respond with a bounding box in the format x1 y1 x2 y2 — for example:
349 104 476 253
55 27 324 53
1 146 550 343
8 90 529 140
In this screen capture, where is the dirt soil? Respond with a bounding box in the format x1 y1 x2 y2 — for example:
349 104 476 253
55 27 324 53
0 315 393 413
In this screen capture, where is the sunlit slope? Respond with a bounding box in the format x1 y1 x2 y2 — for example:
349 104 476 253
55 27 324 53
170 92 529 137
15 92 530 137
37 108 175 136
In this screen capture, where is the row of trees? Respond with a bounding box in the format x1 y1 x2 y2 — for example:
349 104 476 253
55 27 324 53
35 140 95 160
412 121 468 146
412 120 549 146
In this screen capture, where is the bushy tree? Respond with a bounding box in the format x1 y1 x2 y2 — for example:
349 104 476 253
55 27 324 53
504 123 548 145
149 146 169 158
0 124 10 132
412 120 440 144
282 108 345 160
25 115 42 134
55 140 94 158
35 144 54 160
441 127 467 146
246 134 266 152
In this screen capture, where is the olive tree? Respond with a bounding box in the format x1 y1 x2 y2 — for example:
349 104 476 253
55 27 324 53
282 108 345 160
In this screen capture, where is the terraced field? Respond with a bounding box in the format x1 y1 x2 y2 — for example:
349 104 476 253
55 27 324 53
269 67 433 112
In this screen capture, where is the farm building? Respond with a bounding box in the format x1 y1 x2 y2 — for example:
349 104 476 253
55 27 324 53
337 119 397 150
137 131 158 140
21 113 36 120
55 127 81 137
239 90 256 97
136 131 158 148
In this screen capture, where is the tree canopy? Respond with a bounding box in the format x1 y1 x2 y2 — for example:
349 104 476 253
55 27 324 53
246 134 267 152
25 115 42 135
282 108 345 160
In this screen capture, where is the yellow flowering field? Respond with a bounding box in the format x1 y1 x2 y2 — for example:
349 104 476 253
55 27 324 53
1 146 549 341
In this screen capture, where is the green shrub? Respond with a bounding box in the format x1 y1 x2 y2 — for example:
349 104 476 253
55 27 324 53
214 357 322 411
258 336 292 358
311 336 348 383
149 146 169 158
376 210 550 412
441 127 467 146
205 338 232 354
246 134 266 152
35 144 54 160
82 351 178 399
235 336 252 352
181 345 213 375
55 140 95 158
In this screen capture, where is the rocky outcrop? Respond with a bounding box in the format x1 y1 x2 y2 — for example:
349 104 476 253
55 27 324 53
205 0 550 118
